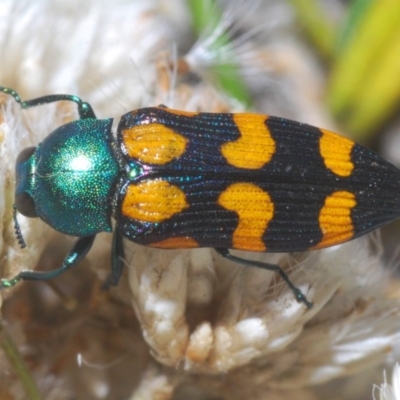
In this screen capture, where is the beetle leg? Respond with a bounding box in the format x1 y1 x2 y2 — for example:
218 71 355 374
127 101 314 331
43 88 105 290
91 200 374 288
214 248 313 309
103 228 125 288
0 235 96 289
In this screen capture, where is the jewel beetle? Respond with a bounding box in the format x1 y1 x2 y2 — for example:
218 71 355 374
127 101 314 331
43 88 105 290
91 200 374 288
2 86 400 309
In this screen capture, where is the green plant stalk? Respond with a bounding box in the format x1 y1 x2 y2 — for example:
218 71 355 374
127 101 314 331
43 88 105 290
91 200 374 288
0 324 42 400
346 28 400 138
328 0 400 118
187 0 217 35
287 0 336 60
336 0 373 51
186 0 252 107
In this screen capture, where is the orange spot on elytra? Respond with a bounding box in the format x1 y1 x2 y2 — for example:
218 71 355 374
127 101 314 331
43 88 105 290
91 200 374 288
122 123 187 165
320 129 354 177
162 108 200 117
218 183 274 251
149 237 199 249
122 180 188 223
313 190 356 249
221 114 275 169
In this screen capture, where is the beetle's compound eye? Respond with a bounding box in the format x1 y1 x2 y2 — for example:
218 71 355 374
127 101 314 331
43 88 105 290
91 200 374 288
15 192 37 218
16 146 35 164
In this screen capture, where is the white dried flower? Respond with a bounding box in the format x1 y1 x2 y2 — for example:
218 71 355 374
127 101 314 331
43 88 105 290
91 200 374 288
0 1 400 400
374 364 400 400
127 237 400 377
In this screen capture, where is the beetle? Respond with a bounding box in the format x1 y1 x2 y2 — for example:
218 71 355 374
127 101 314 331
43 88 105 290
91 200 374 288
1 86 400 309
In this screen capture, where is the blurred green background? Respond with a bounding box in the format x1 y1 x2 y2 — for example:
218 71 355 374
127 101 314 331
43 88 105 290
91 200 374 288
187 0 400 143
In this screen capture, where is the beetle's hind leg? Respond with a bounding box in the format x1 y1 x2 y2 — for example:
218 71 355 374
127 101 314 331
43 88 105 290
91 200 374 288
103 229 125 289
215 248 313 309
0 235 96 289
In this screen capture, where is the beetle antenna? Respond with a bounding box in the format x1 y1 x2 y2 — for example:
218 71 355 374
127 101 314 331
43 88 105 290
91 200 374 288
0 86 24 107
0 86 96 119
13 204 26 249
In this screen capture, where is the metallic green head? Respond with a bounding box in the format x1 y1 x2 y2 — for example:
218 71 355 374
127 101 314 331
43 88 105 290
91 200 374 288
15 118 120 236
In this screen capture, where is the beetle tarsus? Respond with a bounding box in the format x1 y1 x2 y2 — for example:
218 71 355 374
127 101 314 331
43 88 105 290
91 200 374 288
215 247 313 309
0 236 96 289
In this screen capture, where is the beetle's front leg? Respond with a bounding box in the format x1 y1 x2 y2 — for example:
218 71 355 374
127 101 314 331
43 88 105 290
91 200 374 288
0 235 96 289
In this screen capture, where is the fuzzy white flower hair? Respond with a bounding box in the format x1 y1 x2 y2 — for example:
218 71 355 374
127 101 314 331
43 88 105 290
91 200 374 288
0 1 399 399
